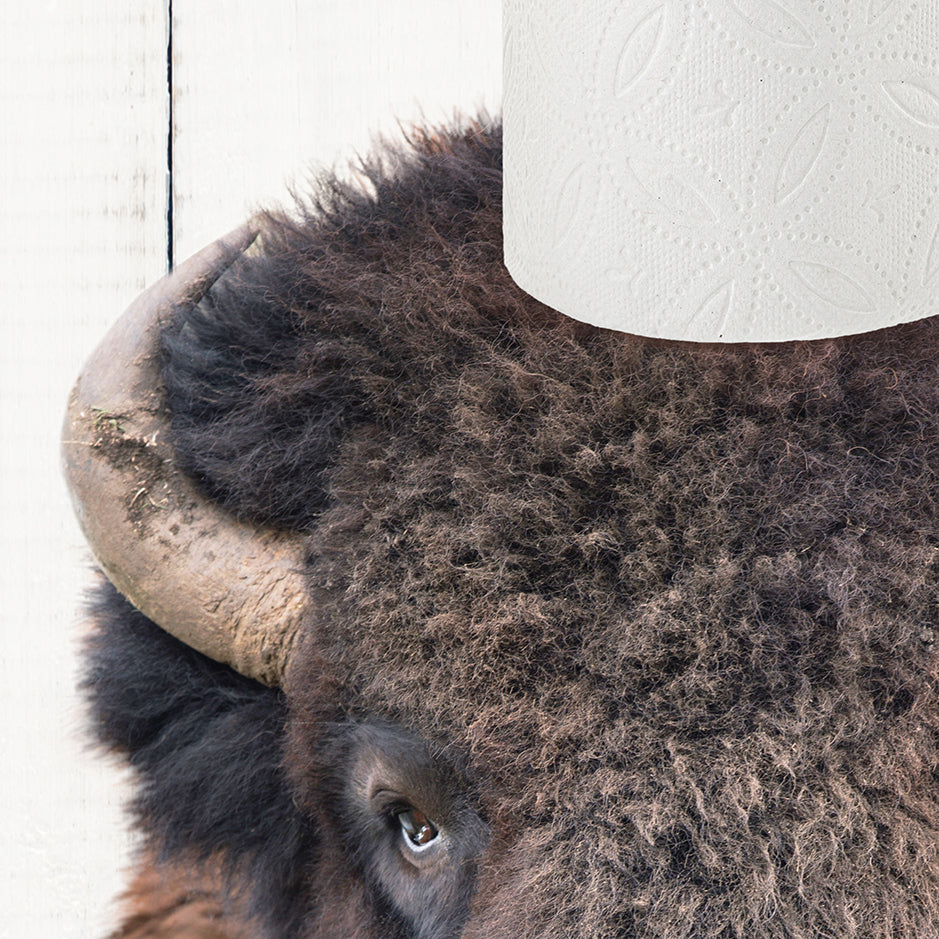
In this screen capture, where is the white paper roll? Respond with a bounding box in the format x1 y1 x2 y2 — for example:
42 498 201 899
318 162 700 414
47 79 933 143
503 0 939 342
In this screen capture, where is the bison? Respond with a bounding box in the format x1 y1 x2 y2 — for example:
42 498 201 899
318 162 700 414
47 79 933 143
66 120 939 938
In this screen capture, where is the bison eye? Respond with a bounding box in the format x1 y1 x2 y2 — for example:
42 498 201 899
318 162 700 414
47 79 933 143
396 806 440 850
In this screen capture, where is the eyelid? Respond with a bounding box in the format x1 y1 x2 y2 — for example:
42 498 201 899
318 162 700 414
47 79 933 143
368 787 442 830
370 789 440 831
369 787 410 813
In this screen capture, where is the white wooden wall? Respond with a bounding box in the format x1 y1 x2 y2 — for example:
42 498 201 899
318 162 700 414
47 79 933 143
0 3 501 936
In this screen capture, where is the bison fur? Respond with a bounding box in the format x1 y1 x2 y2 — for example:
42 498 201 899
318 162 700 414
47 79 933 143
83 119 939 938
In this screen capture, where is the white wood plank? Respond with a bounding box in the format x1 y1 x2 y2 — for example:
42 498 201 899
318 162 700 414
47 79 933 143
171 0 503 258
0 2 168 937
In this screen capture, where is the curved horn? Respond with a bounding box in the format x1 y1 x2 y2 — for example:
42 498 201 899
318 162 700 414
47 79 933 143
62 225 307 687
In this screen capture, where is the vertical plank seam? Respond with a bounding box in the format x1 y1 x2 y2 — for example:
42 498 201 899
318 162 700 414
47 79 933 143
166 0 175 270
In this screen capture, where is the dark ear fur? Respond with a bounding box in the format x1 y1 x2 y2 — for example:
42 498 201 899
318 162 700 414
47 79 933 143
82 578 317 937
160 120 506 533
160 271 369 531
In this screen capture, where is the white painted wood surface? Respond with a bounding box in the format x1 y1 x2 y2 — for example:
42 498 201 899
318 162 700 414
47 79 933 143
1 4 168 937
1 2 501 936
171 0 502 258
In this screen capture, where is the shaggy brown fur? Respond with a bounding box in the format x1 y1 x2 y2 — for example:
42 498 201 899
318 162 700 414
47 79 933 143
109 853 250 939
89 120 939 937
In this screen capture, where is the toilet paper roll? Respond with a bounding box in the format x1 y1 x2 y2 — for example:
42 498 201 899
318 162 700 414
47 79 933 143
503 0 939 342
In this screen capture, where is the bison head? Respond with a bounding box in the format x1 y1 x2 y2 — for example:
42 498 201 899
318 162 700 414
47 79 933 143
66 122 939 938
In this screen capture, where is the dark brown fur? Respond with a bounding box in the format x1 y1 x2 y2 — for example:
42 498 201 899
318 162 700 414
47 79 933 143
89 120 939 937
108 852 251 939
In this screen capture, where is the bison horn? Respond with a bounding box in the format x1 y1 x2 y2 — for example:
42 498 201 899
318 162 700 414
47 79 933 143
62 225 308 687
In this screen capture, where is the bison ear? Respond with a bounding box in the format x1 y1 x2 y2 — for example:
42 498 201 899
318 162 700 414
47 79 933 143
82 578 317 937
161 236 372 533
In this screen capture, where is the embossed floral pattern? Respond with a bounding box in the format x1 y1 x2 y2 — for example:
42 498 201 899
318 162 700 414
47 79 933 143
504 0 939 341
